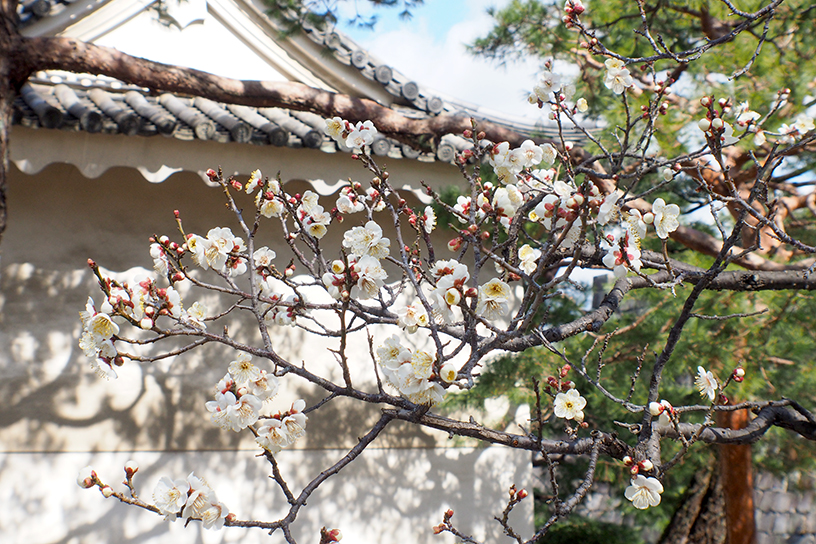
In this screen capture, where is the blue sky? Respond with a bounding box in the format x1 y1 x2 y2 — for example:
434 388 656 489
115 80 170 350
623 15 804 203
336 0 545 117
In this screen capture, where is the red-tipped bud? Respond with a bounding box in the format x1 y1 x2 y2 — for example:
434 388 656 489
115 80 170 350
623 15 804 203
206 168 218 181
517 489 528 499
174 209 180 218
463 129 472 138
445 509 454 519
124 460 139 477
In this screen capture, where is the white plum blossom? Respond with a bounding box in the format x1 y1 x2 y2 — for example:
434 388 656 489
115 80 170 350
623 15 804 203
150 242 170 276
652 198 680 239
256 418 291 453
625 475 664 510
540 143 557 166
476 278 512 321
735 102 761 126
351 256 387 300
253 247 276 268
720 122 739 146
324 117 346 141
533 71 562 101
625 209 647 243
336 192 365 214
397 303 429 333
181 473 228 530
345 120 377 149
343 221 390 259
597 190 623 225
182 301 207 329
421 206 437 234
695 366 718 401
188 227 245 273
553 389 587 421
604 58 633 94
440 362 457 383
228 352 261 384
577 97 589 112
602 232 642 278
518 244 541 275
255 400 308 453
245 169 263 194
153 476 189 519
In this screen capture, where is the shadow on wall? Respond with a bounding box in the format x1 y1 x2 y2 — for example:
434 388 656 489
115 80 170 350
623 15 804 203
0 163 533 543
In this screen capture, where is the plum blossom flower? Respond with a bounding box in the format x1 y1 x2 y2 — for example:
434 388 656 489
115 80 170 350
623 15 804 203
602 232 642 278
476 278 512 320
440 363 457 383
652 198 680 239
604 59 633 95
228 352 261 384
695 366 718 401
397 303 429 333
518 244 541 275
343 221 390 259
577 97 588 112
245 169 263 194
153 476 189 518
255 418 291 453
182 473 228 530
533 71 562 101
735 102 760 126
625 475 663 509
553 389 586 421
324 117 346 141
597 190 623 225
182 301 207 329
421 206 437 234
345 120 377 149
540 143 557 166
351 256 387 300
150 242 170 276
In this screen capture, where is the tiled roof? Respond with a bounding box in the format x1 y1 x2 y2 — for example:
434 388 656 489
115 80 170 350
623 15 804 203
16 0 597 162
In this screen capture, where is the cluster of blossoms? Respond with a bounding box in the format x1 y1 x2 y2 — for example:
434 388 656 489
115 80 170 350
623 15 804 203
321 220 391 301
376 335 456 405
79 269 204 378
324 117 378 150
561 0 585 27
255 399 308 454
205 352 280 431
153 472 230 530
188 227 248 277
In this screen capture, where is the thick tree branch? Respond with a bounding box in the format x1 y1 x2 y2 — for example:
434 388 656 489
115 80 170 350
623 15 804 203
19 36 531 147
668 404 816 444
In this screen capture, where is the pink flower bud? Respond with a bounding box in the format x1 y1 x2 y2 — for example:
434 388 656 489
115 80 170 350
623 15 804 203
517 489 528 499
124 460 139 477
77 466 96 489
445 509 454 519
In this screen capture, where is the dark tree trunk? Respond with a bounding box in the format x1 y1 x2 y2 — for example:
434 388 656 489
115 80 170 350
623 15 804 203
658 463 727 544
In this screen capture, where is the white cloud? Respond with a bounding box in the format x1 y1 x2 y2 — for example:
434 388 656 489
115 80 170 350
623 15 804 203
342 1 546 118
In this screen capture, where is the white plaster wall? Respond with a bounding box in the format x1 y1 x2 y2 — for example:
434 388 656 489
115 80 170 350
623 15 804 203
1 156 533 543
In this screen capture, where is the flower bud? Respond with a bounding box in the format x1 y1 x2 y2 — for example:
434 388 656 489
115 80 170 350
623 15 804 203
698 118 712 132
433 525 445 534
643 212 655 224
649 401 664 416
711 117 724 130
622 455 633 466
444 288 462 306
101 486 114 498
517 489 528 499
77 466 96 489
124 460 139 477
440 363 457 383
734 367 745 378
140 317 154 330
700 96 711 107
446 509 455 519
639 459 654 471
327 529 343 542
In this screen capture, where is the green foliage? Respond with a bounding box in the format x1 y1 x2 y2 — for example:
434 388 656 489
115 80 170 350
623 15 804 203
537 517 644 544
